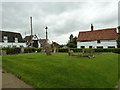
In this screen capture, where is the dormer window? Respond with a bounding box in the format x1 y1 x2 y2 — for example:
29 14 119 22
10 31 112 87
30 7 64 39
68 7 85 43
4 36 8 43
15 38 18 43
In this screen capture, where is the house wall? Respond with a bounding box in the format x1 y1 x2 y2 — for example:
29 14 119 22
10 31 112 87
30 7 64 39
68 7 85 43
77 40 117 48
0 42 26 47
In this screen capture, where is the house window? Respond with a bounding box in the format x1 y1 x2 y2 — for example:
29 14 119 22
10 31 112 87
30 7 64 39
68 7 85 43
81 46 85 48
20 45 23 47
97 40 101 43
4 36 8 42
15 38 18 43
108 46 115 48
97 46 103 48
89 46 92 48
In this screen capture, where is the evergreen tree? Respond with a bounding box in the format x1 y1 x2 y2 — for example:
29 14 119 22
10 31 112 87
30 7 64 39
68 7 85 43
67 35 77 48
118 26 120 33
117 36 120 48
69 34 73 41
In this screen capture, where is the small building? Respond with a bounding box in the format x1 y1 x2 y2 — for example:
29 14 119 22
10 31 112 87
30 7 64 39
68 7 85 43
77 25 119 48
24 35 40 48
0 31 26 47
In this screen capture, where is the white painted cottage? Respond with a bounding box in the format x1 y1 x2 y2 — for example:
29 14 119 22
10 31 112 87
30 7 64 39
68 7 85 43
0 31 26 47
77 25 119 48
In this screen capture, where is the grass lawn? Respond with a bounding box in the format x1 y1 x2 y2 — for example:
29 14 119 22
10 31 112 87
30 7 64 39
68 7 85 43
2 52 118 88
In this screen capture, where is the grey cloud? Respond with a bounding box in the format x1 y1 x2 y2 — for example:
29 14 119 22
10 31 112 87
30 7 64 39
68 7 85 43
2 2 118 44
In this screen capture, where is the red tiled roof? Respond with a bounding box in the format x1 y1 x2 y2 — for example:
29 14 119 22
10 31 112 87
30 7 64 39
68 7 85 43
77 28 118 41
24 35 33 41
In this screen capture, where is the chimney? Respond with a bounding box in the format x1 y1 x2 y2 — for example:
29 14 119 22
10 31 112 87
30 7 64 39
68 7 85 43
118 25 120 33
91 24 94 31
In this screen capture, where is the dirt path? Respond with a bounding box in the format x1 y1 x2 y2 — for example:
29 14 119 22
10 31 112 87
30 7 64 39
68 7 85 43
2 69 120 89
118 80 120 90
2 69 35 89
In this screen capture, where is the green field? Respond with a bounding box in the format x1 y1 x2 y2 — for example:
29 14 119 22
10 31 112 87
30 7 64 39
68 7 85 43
2 53 119 88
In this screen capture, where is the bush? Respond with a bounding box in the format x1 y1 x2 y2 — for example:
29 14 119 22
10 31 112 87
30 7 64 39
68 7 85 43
58 48 82 52
2 47 120 55
24 47 42 53
58 48 68 52
2 47 21 54
58 48 120 54
2 47 42 55
93 48 120 54
70 48 83 52
24 47 36 53
35 48 42 52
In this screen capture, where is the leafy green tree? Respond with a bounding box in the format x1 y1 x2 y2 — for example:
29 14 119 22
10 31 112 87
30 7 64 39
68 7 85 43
118 26 120 33
69 34 73 41
67 35 77 48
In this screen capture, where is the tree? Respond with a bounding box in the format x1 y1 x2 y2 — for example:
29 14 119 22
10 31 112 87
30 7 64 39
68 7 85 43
69 34 73 41
67 35 77 48
118 26 120 33
117 36 120 48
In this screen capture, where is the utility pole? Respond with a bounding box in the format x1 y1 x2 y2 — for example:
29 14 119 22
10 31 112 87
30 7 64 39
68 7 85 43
30 17 33 36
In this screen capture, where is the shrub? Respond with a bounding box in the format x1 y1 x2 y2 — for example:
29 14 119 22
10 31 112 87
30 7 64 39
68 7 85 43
24 47 36 53
35 48 42 52
2 47 120 55
58 48 68 52
93 48 120 54
2 47 43 54
58 48 120 54
2 47 21 54
70 48 82 52
24 47 42 53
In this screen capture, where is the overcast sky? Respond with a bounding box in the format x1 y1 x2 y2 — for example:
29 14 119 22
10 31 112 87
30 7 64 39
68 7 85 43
1 1 119 44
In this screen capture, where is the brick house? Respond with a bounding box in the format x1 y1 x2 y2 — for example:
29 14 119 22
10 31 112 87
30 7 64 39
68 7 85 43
77 25 119 48
0 31 26 47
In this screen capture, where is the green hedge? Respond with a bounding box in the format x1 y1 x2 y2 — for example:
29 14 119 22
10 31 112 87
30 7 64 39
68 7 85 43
24 47 36 53
22 47 42 53
2 47 120 55
93 48 120 54
58 48 82 52
58 48 120 54
2 47 21 54
2 47 42 55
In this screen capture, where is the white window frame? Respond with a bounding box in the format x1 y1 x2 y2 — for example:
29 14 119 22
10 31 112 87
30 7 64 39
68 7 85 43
4 36 8 43
15 38 18 43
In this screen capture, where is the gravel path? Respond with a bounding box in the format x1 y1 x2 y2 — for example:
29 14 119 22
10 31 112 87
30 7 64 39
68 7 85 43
2 69 34 89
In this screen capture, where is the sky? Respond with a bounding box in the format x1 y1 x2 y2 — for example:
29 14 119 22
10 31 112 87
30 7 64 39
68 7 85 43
0 0 119 44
